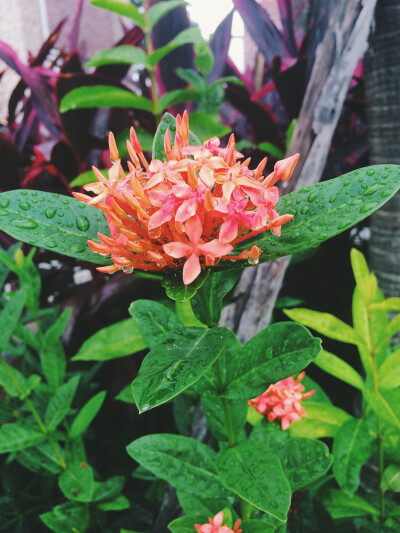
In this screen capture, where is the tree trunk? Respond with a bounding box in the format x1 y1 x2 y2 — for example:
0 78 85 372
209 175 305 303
364 1 400 308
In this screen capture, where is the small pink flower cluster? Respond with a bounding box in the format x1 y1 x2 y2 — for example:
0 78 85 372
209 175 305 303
75 111 298 285
195 512 242 533
248 372 315 430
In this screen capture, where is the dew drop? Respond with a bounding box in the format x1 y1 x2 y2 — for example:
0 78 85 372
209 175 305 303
122 265 134 273
32 199 38 204
45 208 57 219
20 190 28 196
12 218 38 229
350 198 362 206
71 243 86 253
360 202 378 213
329 194 337 204
46 240 57 248
19 202 30 210
354 169 361 175
0 198 9 208
381 190 391 198
0 209 8 216
31 191 37 196
343 178 351 185
366 168 375 176
248 257 259 265
62 199 69 205
76 216 90 231
381 172 389 179
363 183 382 196
67 222 74 228
301 205 309 215
308 192 318 202
337 221 348 230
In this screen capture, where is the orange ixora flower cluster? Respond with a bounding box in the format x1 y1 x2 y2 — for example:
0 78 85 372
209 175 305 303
75 112 299 285
248 372 315 430
195 512 242 533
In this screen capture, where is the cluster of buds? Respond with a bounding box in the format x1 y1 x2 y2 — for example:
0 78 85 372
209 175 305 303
248 372 315 430
195 512 242 533
75 112 299 285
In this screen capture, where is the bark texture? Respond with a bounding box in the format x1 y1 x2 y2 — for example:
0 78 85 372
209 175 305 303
221 0 378 343
364 0 400 302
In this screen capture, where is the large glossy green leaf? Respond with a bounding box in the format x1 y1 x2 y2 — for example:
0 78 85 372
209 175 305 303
192 270 241 327
322 489 379 519
217 441 291 522
126 434 230 499
45 375 80 431
147 1 187 28
72 318 147 361
60 86 154 113
131 327 236 412
223 322 321 400
289 401 352 438
381 464 400 492
147 27 203 67
40 502 90 533
0 190 110 264
272 437 332 492
0 423 46 453
284 308 360 345
92 476 124 502
128 299 181 348
313 349 364 389
176 490 231 517
69 391 106 439
378 347 400 389
85 45 148 68
91 0 145 28
333 418 374 497
224 165 400 266
153 112 201 161
58 461 95 503
202 395 247 442
364 388 400 429
186 112 231 143
158 88 201 113
162 268 209 302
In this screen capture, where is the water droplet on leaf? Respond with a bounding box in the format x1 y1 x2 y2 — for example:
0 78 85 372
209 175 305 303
308 192 318 202
45 208 57 219
76 216 90 231
12 218 38 229
0 198 9 208
301 205 309 215
19 202 30 210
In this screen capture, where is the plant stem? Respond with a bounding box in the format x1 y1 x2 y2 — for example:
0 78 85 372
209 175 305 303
0 355 67 470
144 13 161 125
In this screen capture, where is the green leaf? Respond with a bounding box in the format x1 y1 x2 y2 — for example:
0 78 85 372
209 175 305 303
350 248 373 300
0 423 46 453
313 349 364 389
126 434 230 499
192 270 240 327
147 1 186 29
231 165 400 265
72 318 147 361
128 299 181 348
364 388 400 429
333 418 374 496
378 347 400 390
158 88 201 112
0 288 26 353
132 327 236 412
60 86 154 113
162 268 209 302
45 375 80 431
69 391 106 439
0 365 40 399
16 441 64 474
0 190 110 264
217 441 291 522
202 395 247 442
176 490 231 516
272 437 332 492
194 41 214 76
91 0 145 28
175 67 206 91
381 464 400 492
386 314 400 339
92 475 124 502
175 300 206 327
39 309 70 389
115 384 135 404
58 461 95 503
70 168 107 187
40 502 90 533
224 322 321 399
322 489 379 519
186 112 231 144
370 298 400 311
258 142 285 159
168 515 209 533
98 494 130 511
153 112 201 161
147 27 203 67
85 45 148 68
284 307 360 345
289 401 352 438
240 520 278 533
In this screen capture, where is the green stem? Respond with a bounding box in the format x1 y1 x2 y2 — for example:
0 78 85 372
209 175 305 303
214 359 236 447
144 15 161 125
0 355 67 470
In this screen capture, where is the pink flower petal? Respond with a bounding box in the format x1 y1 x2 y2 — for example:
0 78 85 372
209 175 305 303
197 240 233 257
148 206 173 230
184 214 203 245
219 217 238 242
176 198 198 223
182 252 201 285
163 242 192 258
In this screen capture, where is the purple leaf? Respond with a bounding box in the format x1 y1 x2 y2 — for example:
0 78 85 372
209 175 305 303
278 0 298 57
232 0 286 65
67 0 84 52
208 10 233 83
